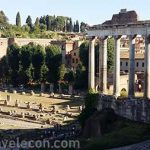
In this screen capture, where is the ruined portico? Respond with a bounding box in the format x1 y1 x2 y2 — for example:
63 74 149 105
87 9 150 99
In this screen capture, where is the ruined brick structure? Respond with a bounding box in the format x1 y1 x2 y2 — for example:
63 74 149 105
103 9 138 25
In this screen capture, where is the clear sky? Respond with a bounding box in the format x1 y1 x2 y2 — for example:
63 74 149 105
1 0 150 25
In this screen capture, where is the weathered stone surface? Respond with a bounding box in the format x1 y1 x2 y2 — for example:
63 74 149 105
97 95 150 123
7 95 11 102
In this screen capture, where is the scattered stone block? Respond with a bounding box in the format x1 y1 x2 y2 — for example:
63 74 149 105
79 106 83 112
39 103 43 112
63 116 67 122
30 90 35 96
21 112 25 118
50 92 55 98
27 102 31 109
22 92 26 95
39 93 44 97
4 100 8 106
13 90 17 94
7 95 11 102
15 99 19 107
66 105 70 111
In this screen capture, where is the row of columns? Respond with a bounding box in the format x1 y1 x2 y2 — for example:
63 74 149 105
88 35 150 99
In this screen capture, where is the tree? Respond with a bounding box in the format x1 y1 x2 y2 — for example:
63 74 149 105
26 15 32 29
46 15 53 30
45 45 62 86
40 23 47 31
107 38 115 72
0 11 8 24
20 44 32 70
32 44 45 82
64 70 75 84
80 22 87 32
40 64 48 82
39 16 46 25
34 17 40 27
0 56 10 83
58 64 66 82
79 41 89 69
66 18 73 32
16 12 21 27
19 44 33 85
74 65 88 90
55 16 66 31
69 18 73 32
7 44 21 86
73 20 80 32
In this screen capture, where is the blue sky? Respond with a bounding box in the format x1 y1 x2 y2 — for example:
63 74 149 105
1 0 150 25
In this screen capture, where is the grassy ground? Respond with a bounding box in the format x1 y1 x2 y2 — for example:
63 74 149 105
81 118 150 150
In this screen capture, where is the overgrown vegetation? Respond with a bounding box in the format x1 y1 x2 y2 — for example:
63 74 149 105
78 92 99 128
0 11 88 38
81 118 150 150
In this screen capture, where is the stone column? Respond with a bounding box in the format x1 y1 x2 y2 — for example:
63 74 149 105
128 35 136 98
113 36 121 97
144 35 150 99
99 37 108 94
88 37 96 90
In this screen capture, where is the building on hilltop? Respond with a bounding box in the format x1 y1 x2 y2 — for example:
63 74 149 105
103 9 139 25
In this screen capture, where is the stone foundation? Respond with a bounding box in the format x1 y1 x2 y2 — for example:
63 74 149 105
97 95 150 123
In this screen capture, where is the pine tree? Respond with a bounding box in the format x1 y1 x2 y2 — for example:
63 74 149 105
46 15 51 30
76 20 79 32
69 18 73 32
35 17 39 27
26 15 32 29
16 12 21 27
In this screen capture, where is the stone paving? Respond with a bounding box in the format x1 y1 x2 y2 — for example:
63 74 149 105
111 140 150 150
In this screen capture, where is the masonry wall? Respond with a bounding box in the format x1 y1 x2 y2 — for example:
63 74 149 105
0 38 8 58
8 38 52 47
97 95 150 123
